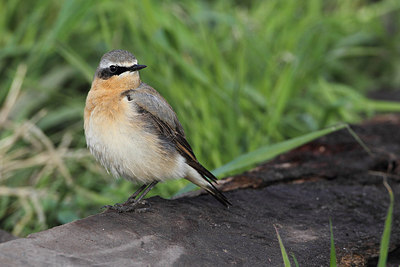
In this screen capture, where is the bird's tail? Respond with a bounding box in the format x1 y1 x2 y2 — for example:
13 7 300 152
185 167 231 207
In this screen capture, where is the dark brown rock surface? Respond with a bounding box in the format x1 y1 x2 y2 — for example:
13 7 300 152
0 115 399 266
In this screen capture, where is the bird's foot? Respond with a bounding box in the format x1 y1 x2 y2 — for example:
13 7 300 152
102 200 150 213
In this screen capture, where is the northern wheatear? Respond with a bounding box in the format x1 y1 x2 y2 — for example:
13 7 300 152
84 49 231 212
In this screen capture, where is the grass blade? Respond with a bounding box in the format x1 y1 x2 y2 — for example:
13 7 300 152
377 178 394 267
329 219 337 267
291 253 299 267
174 123 348 196
212 123 347 177
175 123 372 197
344 125 372 156
274 225 291 267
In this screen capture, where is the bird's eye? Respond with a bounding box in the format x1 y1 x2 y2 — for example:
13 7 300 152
109 65 117 73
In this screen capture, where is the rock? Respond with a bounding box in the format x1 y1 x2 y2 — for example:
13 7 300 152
0 115 399 266
0 229 17 244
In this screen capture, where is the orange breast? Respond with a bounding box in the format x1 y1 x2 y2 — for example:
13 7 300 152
84 75 140 124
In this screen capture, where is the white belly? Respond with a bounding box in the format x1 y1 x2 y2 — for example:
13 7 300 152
85 108 187 184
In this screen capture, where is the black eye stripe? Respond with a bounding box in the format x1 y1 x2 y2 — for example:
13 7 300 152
112 66 130 75
98 65 133 80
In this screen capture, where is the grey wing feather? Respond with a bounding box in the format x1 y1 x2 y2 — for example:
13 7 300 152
123 83 185 136
122 83 220 185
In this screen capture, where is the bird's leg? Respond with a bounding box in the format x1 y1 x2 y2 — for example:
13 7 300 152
125 184 148 204
132 181 158 203
102 184 147 210
104 181 159 213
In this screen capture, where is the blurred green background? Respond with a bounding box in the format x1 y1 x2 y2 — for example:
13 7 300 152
1 0 400 236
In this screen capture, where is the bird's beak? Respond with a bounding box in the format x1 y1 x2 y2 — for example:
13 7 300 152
130 64 147 71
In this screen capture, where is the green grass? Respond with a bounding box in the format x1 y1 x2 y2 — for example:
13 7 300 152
177 123 356 195
291 253 300 267
1 0 400 236
275 225 292 267
378 179 394 267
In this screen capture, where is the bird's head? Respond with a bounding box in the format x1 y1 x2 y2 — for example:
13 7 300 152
93 49 146 89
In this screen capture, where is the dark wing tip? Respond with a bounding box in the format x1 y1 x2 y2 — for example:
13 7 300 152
186 161 218 183
206 184 232 207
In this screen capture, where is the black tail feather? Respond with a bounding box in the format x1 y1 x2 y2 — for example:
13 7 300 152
205 184 232 207
187 161 218 183
184 156 230 206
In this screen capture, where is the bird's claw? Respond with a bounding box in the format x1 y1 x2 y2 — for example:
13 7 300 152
102 200 150 213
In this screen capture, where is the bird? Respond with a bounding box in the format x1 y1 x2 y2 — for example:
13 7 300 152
84 49 231 212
